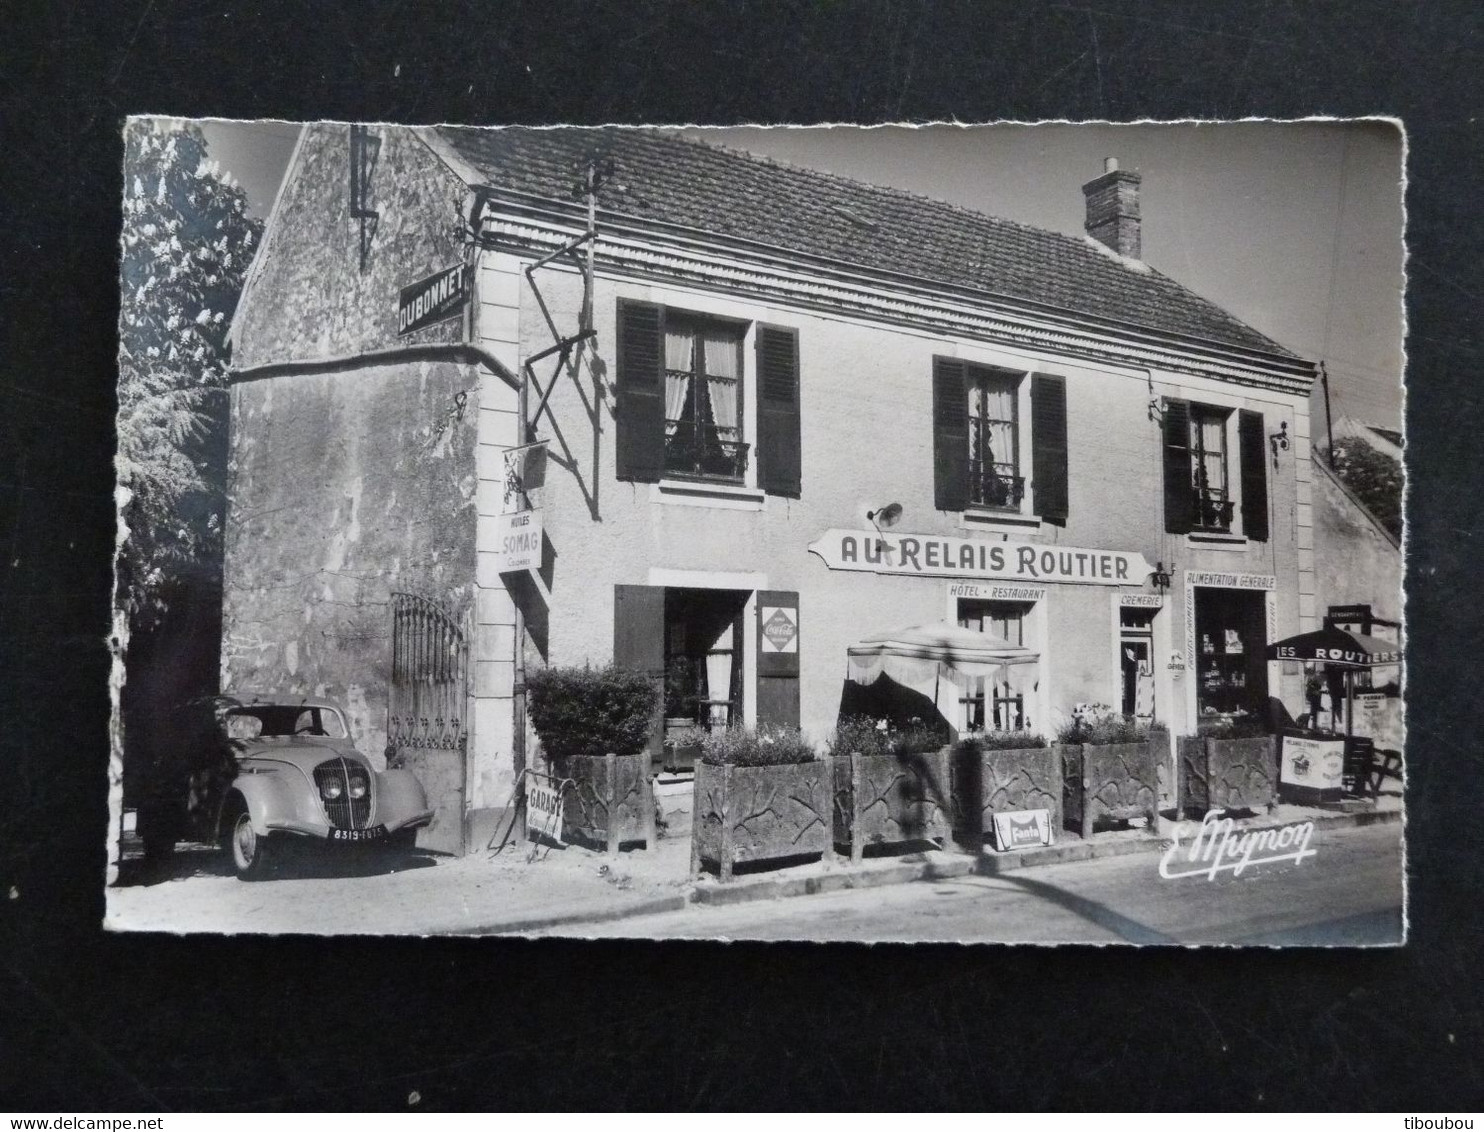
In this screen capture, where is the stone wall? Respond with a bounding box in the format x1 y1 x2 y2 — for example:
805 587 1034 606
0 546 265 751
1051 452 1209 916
221 361 479 761
233 124 468 369
223 124 480 763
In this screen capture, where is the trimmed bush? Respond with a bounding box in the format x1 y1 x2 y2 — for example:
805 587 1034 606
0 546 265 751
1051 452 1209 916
526 665 659 764
701 724 816 767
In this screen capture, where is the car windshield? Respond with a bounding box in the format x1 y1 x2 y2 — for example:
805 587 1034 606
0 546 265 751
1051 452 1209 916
225 705 348 740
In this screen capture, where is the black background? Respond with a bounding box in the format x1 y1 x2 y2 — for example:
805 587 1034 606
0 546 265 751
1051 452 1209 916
3 0 1481 1112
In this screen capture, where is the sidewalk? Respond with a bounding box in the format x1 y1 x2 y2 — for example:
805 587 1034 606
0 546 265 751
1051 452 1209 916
105 788 1403 936
106 832 696 937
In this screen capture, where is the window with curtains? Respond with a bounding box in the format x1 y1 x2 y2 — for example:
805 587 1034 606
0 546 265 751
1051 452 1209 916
1190 405 1234 531
663 313 747 482
966 365 1023 509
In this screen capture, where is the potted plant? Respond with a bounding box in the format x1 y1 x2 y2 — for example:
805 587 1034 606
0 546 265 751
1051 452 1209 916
1055 704 1161 839
525 664 660 854
690 725 831 882
828 716 954 862
951 728 1054 849
1179 710 1277 817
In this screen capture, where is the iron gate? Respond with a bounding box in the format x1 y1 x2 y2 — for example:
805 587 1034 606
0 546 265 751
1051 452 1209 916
387 592 470 855
388 592 470 757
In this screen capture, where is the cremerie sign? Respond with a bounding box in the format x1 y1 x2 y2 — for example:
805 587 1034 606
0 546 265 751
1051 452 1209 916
397 263 468 336
809 529 1151 587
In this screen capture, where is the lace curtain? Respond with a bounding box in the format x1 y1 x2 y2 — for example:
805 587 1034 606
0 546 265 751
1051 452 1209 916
664 327 693 433
968 377 1016 469
703 329 740 435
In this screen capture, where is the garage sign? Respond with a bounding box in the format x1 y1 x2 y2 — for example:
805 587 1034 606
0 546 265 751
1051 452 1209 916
526 772 566 846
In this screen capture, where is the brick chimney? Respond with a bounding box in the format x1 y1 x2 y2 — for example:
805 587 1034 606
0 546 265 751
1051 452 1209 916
1082 157 1142 259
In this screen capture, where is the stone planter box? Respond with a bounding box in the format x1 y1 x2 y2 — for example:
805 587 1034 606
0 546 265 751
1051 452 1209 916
690 758 833 882
833 748 952 863
954 744 1062 847
1178 735 1278 817
561 751 657 855
1062 741 1161 839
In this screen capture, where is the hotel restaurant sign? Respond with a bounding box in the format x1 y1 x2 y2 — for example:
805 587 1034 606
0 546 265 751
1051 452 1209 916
808 529 1151 587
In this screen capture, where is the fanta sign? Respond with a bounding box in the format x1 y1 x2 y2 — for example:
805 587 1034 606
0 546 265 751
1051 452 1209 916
991 809 1052 851
809 529 1150 587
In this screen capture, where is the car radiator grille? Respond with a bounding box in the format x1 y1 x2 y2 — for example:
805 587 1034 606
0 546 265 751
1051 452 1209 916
313 758 372 830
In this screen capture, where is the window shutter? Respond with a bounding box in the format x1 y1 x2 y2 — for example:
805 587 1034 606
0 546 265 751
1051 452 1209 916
1162 398 1194 534
932 357 969 512
756 590 800 729
756 324 801 497
1031 373 1069 524
1239 409 1270 542
615 300 665 483
612 584 666 767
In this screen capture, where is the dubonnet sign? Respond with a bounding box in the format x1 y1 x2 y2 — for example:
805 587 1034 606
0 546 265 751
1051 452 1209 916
397 263 468 336
809 529 1150 587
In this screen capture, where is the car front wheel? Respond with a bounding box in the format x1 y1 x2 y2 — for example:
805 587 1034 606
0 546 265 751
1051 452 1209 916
228 810 274 880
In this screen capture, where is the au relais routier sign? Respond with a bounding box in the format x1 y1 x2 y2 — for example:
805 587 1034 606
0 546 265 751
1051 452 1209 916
808 529 1152 586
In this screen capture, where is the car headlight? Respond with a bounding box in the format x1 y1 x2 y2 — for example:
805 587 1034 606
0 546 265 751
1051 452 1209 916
321 780 343 801
348 778 368 799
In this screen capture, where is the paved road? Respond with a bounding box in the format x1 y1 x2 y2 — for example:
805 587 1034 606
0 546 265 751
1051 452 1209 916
541 821 1405 946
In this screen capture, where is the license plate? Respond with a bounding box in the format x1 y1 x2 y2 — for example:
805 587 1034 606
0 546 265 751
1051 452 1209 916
327 825 386 843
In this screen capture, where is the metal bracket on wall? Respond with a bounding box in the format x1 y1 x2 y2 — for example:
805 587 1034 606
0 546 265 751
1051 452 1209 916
349 125 381 272
471 156 613 443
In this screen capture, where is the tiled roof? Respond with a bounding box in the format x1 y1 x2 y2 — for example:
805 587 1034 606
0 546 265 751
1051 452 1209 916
435 126 1296 359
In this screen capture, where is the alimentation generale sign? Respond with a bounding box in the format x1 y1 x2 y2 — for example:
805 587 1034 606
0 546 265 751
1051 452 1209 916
808 529 1151 586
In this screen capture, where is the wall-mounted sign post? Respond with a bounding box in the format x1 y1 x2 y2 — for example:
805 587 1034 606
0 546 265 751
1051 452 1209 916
492 442 547 573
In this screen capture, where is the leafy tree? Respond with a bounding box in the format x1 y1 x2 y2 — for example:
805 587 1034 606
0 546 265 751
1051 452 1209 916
116 121 262 626
1327 436 1403 541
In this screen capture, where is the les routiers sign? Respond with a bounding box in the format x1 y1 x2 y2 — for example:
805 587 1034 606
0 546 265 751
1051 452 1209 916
807 529 1151 587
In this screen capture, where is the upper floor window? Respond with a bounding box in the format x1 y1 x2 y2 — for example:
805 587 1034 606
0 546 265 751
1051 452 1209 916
615 300 801 497
1190 404 1234 531
664 315 746 483
1163 398 1270 541
967 368 1023 509
933 356 1067 523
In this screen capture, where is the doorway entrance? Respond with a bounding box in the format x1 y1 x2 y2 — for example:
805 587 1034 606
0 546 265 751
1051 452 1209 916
1193 587 1269 718
1119 606 1158 721
660 588 749 772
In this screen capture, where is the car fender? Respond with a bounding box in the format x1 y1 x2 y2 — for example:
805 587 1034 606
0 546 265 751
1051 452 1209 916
376 767 432 830
226 769 319 838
